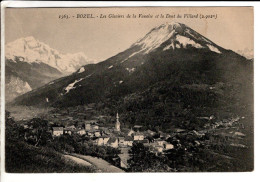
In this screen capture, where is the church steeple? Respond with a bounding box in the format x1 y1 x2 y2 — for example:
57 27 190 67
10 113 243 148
115 112 120 132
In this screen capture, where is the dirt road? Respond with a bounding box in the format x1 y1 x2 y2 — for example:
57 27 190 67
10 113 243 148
64 154 92 166
72 153 125 173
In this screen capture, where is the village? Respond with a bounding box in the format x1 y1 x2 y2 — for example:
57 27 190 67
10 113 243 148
49 112 175 168
19 105 178 169
19 104 248 170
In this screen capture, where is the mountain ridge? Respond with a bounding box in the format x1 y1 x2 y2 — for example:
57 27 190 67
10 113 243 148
5 36 95 74
11 21 253 109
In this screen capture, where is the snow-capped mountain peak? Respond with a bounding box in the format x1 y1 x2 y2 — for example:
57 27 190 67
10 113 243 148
133 22 182 53
131 21 221 55
5 36 93 74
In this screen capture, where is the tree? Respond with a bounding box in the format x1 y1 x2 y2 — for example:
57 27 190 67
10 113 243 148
5 111 24 142
127 143 171 172
26 118 52 146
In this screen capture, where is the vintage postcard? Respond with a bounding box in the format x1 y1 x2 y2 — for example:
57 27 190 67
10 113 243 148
1 4 254 176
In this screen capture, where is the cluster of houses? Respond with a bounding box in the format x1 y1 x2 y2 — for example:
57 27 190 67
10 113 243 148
203 116 241 130
51 113 174 154
52 120 101 137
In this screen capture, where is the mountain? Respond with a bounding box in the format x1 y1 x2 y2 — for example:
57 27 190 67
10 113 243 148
5 36 94 102
12 22 253 118
5 36 95 73
5 75 32 103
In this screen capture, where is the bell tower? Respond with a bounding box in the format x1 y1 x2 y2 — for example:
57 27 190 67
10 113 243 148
115 112 120 132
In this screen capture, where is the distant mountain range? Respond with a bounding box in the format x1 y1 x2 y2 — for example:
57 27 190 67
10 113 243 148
5 36 95 102
12 22 253 110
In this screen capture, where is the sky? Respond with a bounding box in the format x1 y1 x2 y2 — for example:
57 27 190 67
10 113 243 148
5 7 254 62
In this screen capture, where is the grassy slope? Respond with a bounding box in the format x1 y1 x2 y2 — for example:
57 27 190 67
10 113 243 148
5 140 95 173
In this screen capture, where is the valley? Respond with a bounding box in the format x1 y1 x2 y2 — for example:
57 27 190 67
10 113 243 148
6 98 253 172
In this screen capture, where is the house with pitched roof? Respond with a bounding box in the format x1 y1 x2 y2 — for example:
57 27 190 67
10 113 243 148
94 130 101 137
154 138 165 146
91 125 99 130
164 143 174 150
64 125 76 135
85 122 91 131
77 129 86 136
124 136 134 146
52 127 64 137
95 136 110 146
134 132 144 141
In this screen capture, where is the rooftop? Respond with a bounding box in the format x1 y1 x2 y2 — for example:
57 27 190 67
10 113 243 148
52 127 64 131
125 136 134 141
108 137 117 144
133 125 143 128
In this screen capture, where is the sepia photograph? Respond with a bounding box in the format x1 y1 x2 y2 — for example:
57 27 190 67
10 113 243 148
1 5 254 174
